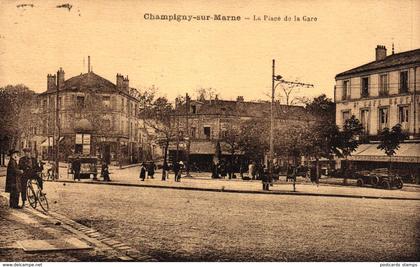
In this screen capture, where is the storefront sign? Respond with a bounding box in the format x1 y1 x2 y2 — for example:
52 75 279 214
75 134 83 144
83 134 91 145
82 144 90 155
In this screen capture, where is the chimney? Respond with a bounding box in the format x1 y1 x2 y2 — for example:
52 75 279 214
122 75 129 91
88 56 91 73
47 74 56 91
57 68 65 89
236 96 244 102
116 74 124 89
375 45 387 61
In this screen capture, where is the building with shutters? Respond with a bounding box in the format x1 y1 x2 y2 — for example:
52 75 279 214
334 45 420 180
31 65 149 165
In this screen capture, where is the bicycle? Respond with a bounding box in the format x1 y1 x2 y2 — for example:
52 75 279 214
26 177 49 212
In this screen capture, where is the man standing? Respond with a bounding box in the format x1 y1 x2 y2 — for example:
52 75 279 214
173 161 180 182
18 147 35 208
72 156 81 181
5 150 23 208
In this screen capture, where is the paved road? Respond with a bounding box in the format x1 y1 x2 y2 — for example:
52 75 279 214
1 175 418 261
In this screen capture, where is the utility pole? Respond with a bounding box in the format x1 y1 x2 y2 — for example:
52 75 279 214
270 59 313 186
185 93 191 177
55 69 61 180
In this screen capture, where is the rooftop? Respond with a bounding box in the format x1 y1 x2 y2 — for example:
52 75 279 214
336 48 420 79
175 99 315 121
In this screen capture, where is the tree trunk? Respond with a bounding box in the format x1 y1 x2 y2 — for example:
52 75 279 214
316 157 320 185
343 156 348 185
162 141 169 180
389 155 392 177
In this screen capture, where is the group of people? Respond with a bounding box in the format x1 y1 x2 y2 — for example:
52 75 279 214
211 160 235 179
5 148 44 209
139 161 157 181
139 161 184 182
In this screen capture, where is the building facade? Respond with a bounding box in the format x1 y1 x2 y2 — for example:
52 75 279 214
335 45 420 179
31 67 149 165
170 96 315 171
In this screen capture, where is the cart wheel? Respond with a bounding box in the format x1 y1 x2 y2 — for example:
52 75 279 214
27 183 37 209
370 175 379 186
356 178 364 187
37 191 49 212
381 180 391 190
395 179 403 189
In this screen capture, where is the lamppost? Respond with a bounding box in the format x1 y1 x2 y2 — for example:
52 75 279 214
270 59 313 182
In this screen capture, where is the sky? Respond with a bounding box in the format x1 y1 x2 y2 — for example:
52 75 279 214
0 0 419 103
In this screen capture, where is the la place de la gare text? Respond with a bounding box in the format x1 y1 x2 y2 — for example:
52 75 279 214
143 13 318 22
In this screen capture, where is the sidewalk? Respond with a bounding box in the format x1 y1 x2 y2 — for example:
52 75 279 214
0 193 155 262
0 195 109 261
48 166 420 201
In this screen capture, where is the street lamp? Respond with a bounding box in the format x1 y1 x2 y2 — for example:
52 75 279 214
269 59 313 185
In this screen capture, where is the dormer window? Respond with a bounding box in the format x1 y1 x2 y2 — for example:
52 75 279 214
191 105 196 114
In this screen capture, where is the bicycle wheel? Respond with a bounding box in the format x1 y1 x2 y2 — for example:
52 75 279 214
27 182 37 209
37 190 49 212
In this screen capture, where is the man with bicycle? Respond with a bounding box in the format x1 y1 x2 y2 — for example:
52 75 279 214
18 148 43 207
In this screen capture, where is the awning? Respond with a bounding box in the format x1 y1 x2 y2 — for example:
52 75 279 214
348 143 420 163
40 137 64 147
169 141 242 155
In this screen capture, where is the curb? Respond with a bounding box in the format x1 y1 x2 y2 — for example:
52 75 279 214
48 179 420 201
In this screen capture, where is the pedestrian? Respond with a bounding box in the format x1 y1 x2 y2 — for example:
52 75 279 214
310 164 319 186
101 161 111 182
173 161 182 182
5 150 23 208
162 161 170 181
18 147 37 208
139 162 146 181
147 161 156 179
219 161 227 179
262 167 270 191
72 156 81 181
227 160 234 179
248 161 254 180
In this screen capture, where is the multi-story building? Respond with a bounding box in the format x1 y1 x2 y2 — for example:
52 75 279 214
31 65 148 165
171 96 315 171
335 45 420 178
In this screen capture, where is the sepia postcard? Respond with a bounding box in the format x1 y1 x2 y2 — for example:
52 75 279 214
0 0 419 266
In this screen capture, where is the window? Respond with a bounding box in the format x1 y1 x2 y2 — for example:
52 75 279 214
190 127 196 138
191 105 197 114
76 96 85 109
361 77 369 98
378 107 389 131
400 71 408 93
379 74 388 96
102 96 111 108
121 98 125 112
204 127 211 139
342 111 350 124
360 109 370 133
342 80 350 100
42 99 47 111
103 119 111 129
398 106 409 130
